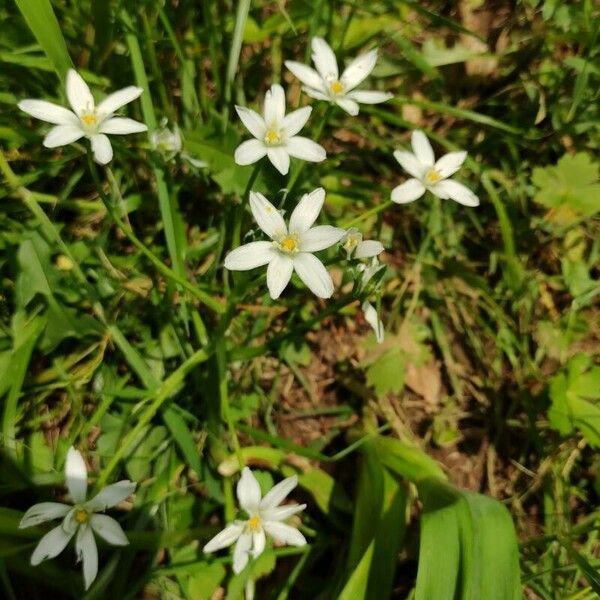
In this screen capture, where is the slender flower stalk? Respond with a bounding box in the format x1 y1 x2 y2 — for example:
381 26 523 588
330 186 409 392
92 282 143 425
234 84 326 175
224 188 345 299
285 37 392 116
18 69 147 165
19 447 135 590
391 130 479 206
203 467 306 574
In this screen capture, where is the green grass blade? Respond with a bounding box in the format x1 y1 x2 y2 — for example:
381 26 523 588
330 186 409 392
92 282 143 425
121 10 188 286
2 315 45 458
14 0 72 80
337 540 375 600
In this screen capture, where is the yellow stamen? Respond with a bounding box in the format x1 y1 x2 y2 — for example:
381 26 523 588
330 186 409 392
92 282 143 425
264 129 281 145
330 80 344 94
74 509 89 524
81 113 97 126
280 237 298 253
424 168 442 184
248 516 261 532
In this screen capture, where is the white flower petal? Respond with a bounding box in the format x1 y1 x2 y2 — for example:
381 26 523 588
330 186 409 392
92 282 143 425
237 467 262 513
263 84 286 125
267 146 290 175
391 178 425 204
76 525 98 591
289 187 325 233
259 475 298 511
335 98 360 116
85 480 136 511
18 100 79 126
30 524 74 566
300 225 345 252
434 151 467 179
355 240 384 258
263 521 307 547
96 86 143 118
234 139 267 166
303 87 331 102
65 447 88 504
431 179 479 206
249 192 287 239
90 134 113 165
284 61 325 92
286 137 326 163
261 503 306 522
42 125 84 148
203 522 244 553
62 508 79 535
252 529 266 558
311 37 338 80
346 90 393 104
411 130 435 166
224 241 275 271
99 117 147 135
393 150 424 179
232 531 252 574
281 106 312 138
20 502 70 528
89 514 128 546
292 253 334 298
362 301 384 344
267 253 294 299
66 69 94 115
235 106 266 139
341 49 378 91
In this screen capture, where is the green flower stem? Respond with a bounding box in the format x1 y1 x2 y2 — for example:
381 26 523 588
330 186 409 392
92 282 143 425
341 200 394 229
232 161 262 249
86 153 225 314
228 292 358 361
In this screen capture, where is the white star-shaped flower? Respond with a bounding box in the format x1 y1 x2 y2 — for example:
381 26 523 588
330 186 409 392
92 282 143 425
341 228 384 259
18 69 147 165
391 130 479 207
234 83 326 175
203 467 306 574
224 187 345 299
19 447 136 590
285 37 392 116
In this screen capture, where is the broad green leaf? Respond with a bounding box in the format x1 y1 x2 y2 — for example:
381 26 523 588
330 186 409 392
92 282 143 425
548 353 600 447
375 436 447 483
416 479 521 600
532 153 600 218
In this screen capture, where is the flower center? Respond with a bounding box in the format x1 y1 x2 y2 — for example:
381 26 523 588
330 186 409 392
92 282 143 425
74 509 89 524
264 128 282 145
330 80 344 95
247 515 261 532
424 168 442 185
81 113 97 126
278 235 299 253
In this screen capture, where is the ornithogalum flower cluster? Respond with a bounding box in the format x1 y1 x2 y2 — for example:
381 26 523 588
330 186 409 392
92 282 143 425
15 29 483 587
